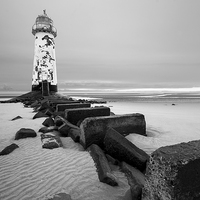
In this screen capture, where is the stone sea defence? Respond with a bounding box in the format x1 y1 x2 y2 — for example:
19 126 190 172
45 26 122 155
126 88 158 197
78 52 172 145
2 91 200 199
142 140 200 200
80 113 146 149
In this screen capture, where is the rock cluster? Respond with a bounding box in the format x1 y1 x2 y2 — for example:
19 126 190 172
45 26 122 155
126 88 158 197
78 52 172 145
3 91 199 199
5 91 148 199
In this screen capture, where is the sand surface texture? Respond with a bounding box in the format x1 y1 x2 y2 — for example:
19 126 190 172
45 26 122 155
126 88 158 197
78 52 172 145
107 101 200 154
0 103 130 200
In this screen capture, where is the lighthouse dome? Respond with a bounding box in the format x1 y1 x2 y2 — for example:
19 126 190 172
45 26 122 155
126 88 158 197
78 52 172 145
32 10 57 37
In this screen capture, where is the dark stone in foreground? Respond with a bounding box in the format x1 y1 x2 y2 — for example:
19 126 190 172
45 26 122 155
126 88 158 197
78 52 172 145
80 113 146 149
88 144 118 186
0 143 19 155
54 116 64 126
33 111 48 119
15 128 37 140
56 116 81 142
104 128 149 172
121 162 145 200
41 132 63 149
11 116 22 121
42 117 55 127
142 140 200 200
65 107 110 126
39 126 58 133
48 193 72 200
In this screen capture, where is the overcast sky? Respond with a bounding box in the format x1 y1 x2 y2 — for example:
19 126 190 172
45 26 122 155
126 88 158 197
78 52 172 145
0 0 200 91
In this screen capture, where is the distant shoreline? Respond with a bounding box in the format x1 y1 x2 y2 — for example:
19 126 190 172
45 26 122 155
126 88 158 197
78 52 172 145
0 95 17 98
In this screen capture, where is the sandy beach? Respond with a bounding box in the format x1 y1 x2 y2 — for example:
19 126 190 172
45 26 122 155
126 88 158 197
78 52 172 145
0 102 130 200
106 100 200 154
0 96 200 199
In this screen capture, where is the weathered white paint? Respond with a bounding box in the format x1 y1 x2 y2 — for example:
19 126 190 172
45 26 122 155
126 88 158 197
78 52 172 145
32 32 57 87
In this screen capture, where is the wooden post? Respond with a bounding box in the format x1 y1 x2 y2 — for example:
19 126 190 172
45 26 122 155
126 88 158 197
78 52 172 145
42 80 49 96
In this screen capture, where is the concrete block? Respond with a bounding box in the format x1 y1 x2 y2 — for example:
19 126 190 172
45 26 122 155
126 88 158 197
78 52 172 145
121 162 145 199
41 132 63 149
56 103 91 112
80 113 146 149
88 144 118 186
142 140 200 200
57 116 80 137
104 128 149 172
65 107 110 126
49 100 80 107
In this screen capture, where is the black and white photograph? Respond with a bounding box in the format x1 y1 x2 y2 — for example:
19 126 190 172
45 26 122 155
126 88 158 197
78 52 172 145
0 1 200 199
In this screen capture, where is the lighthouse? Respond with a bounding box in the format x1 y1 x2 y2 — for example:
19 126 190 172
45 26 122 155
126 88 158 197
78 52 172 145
32 10 57 95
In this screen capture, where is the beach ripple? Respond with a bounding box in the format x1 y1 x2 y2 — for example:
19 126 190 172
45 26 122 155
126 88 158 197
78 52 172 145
0 103 130 200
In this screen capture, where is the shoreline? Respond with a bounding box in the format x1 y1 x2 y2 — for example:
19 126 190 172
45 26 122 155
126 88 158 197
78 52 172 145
1 91 200 199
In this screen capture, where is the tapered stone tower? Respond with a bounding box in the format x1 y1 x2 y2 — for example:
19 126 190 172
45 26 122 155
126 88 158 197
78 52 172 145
32 10 57 95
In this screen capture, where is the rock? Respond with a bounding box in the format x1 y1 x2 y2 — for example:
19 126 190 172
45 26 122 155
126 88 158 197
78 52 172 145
15 128 37 140
49 100 80 107
48 193 72 200
44 108 54 117
68 128 81 143
80 113 146 149
52 111 65 118
36 100 50 111
142 140 200 200
0 143 19 155
30 100 39 108
58 123 70 137
11 116 22 121
57 116 80 137
56 103 91 112
106 154 119 166
121 161 145 200
33 111 48 119
65 107 110 125
104 128 149 172
54 116 64 127
39 126 57 133
41 132 62 149
88 144 118 186
42 117 55 127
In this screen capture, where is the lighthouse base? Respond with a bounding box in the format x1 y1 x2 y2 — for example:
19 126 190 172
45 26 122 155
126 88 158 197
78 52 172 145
32 83 57 93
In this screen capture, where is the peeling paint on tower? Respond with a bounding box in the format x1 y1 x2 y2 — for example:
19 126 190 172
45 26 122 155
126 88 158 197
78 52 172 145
32 10 57 93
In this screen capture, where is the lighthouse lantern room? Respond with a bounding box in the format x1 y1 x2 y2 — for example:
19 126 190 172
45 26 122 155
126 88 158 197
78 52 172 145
32 10 57 95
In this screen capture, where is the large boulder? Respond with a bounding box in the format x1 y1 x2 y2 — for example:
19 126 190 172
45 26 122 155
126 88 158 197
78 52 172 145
50 100 80 108
15 128 37 140
42 117 55 127
39 126 58 133
0 143 19 155
104 128 149 172
80 113 146 149
56 103 91 112
41 132 62 149
65 107 110 126
88 144 118 186
142 140 200 200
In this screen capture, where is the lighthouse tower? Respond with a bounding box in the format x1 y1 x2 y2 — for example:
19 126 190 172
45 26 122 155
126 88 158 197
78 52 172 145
32 10 57 95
